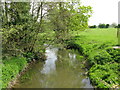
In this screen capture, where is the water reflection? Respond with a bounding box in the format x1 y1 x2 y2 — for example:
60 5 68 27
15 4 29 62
41 47 58 74
13 46 93 88
82 78 93 88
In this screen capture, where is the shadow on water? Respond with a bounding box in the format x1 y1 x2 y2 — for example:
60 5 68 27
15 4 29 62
13 46 93 88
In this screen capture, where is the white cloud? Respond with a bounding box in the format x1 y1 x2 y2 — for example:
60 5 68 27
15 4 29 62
81 0 120 25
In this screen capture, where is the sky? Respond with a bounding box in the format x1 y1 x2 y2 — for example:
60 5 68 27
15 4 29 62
81 0 120 25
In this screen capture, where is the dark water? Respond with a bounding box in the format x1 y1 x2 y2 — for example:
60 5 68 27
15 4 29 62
13 46 93 88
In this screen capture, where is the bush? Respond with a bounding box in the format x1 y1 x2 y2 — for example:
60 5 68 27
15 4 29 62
106 48 120 63
23 52 34 62
89 25 97 28
88 50 113 65
89 63 119 88
70 36 119 88
98 24 106 28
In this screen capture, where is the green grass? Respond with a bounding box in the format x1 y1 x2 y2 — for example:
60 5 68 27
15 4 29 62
70 28 120 88
73 28 117 44
2 57 27 88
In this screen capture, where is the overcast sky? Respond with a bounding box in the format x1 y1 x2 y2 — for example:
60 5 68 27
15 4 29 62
81 0 120 25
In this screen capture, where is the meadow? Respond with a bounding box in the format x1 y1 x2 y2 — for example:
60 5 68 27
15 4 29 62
70 28 120 88
73 28 117 44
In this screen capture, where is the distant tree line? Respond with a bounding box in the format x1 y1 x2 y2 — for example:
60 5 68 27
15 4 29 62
89 23 120 28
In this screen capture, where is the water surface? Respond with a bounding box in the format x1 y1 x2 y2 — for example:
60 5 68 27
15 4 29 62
13 46 93 88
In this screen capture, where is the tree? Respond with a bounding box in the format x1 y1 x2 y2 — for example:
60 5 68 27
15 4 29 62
98 23 106 28
2 2 45 59
89 25 97 28
105 24 109 28
2 2 31 26
116 24 120 28
1 1 92 59
47 2 92 43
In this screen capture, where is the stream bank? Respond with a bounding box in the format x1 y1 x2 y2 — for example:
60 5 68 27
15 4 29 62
67 29 120 88
2 51 46 88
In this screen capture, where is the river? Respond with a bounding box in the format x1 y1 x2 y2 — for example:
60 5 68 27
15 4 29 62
13 46 93 88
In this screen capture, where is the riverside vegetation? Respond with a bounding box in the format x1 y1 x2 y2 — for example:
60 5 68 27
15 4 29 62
1 1 92 88
0 1 119 88
67 28 120 88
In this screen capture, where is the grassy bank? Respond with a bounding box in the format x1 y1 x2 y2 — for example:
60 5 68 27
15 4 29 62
2 51 46 88
2 57 27 88
69 28 120 88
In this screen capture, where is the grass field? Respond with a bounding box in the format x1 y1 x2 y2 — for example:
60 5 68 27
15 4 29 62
73 28 117 45
71 28 119 88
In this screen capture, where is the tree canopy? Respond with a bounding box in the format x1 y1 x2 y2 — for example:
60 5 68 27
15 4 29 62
1 1 92 59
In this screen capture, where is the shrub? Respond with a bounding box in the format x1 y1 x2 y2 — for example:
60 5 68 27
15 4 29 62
89 63 119 88
23 52 34 62
106 48 120 63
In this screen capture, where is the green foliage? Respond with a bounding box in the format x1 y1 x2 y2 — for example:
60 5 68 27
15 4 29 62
23 52 34 62
97 24 110 28
70 5 92 31
2 2 46 60
1 1 93 88
2 1 92 57
89 25 97 28
105 24 109 28
2 23 46 59
70 28 119 88
116 24 120 28
3 57 27 71
2 64 19 88
47 2 92 43
2 57 27 88
88 50 113 65
2 2 31 26
98 23 106 28
89 63 119 88
106 48 120 63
